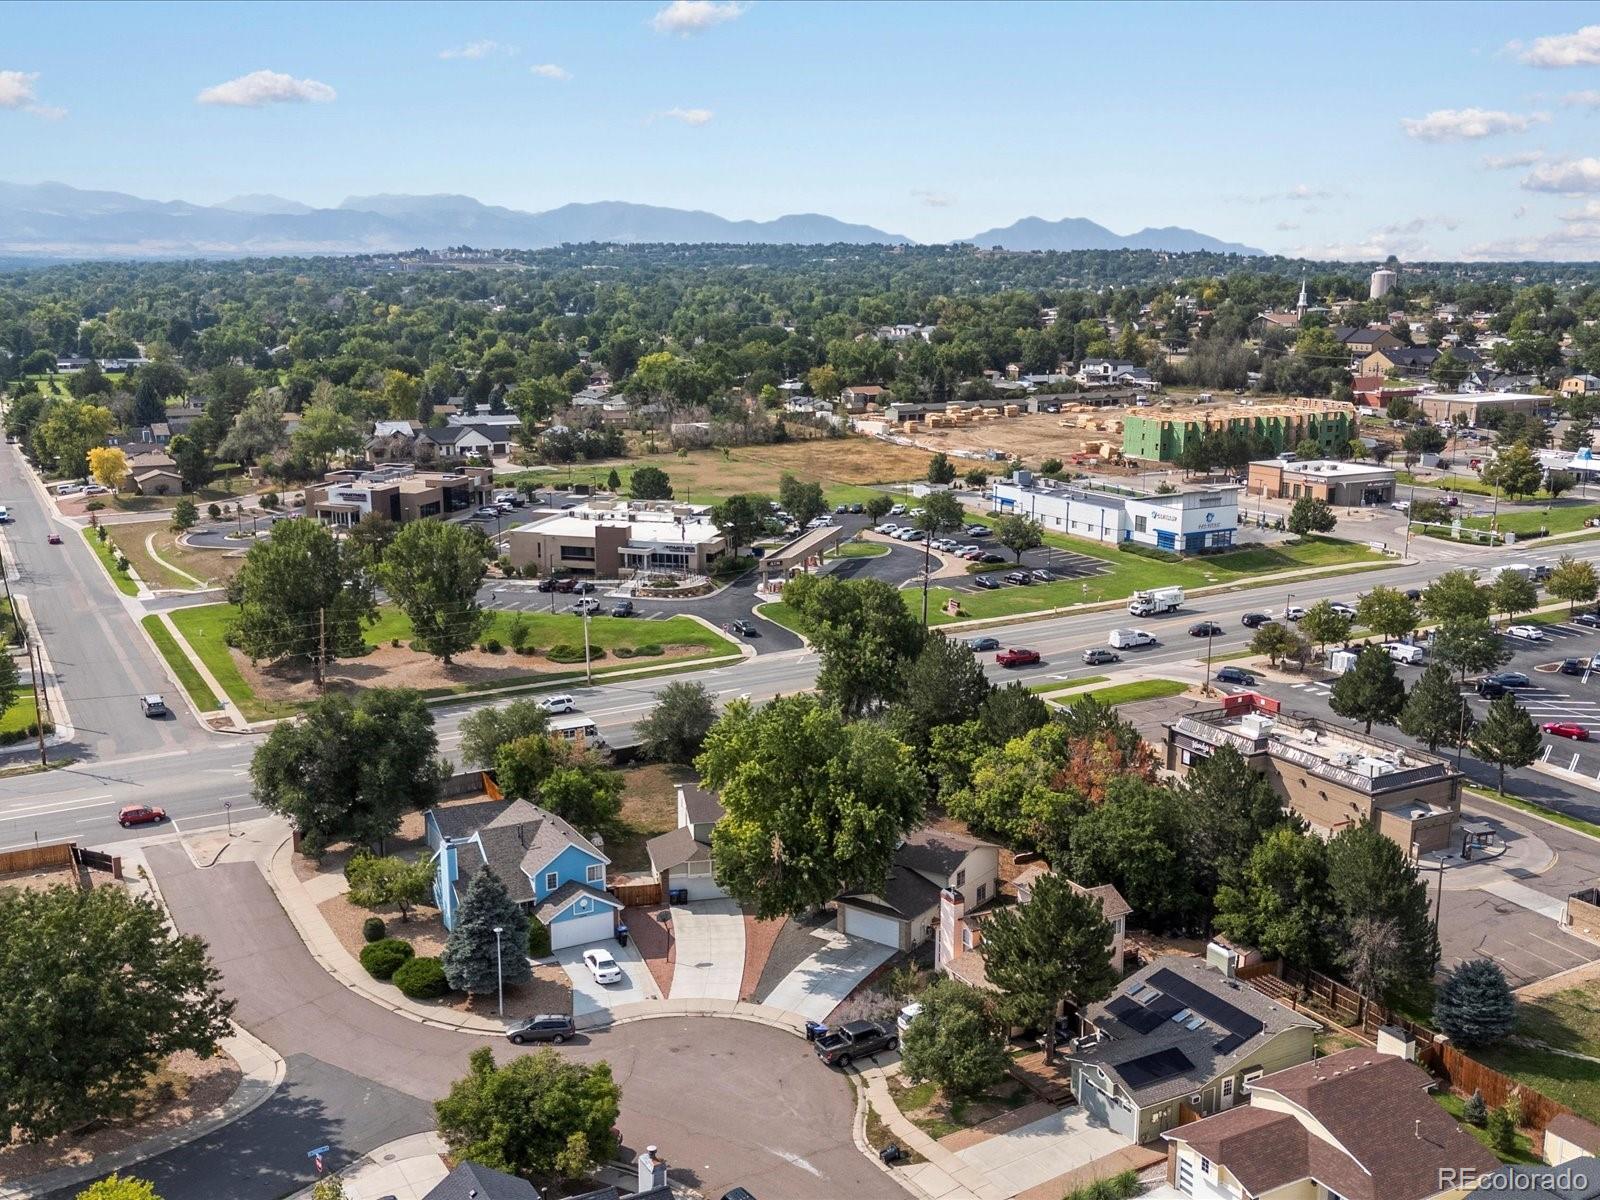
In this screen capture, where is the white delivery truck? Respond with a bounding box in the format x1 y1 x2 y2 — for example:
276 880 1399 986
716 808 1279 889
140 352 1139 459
1109 628 1157 650
1486 563 1534 582
1128 586 1184 617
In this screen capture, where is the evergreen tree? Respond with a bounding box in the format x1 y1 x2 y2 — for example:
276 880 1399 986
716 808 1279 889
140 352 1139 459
1399 663 1473 752
1462 1089 1487 1126
1435 959 1516 1047
1213 827 1332 974
1327 822 1439 998
442 867 532 995
1469 693 1543 792
898 979 1009 1099
1329 644 1406 733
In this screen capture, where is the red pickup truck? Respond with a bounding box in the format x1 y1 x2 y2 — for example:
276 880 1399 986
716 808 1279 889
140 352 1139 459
995 647 1041 668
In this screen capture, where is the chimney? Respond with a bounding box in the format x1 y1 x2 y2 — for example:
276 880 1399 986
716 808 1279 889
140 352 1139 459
638 1145 667 1191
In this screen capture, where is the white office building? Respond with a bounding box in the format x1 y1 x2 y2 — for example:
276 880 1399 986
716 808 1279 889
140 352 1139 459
991 474 1239 553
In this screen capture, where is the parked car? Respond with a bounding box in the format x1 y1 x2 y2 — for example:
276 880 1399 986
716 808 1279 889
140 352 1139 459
611 600 635 618
583 949 623 984
834 504 848 514
1216 666 1257 685
1240 612 1272 628
1543 721 1590 740
1561 658 1589 676
82 484 110 496
849 503 865 514
553 577 579 593
1284 605 1306 621
46 532 61 545
1506 624 1546 641
139 694 168 718
897 1003 923 1033
966 525 991 537
536 578 556 592
539 694 577 714
980 553 1007 563
889 504 907 516
721 1189 758 1200
814 1019 897 1068
725 618 755 636
1189 621 1223 638
571 580 594 594
118 804 167 828
876 523 900 534
996 647 1041 667
965 636 1001 652
1485 671 1531 688
572 597 601 614
973 574 1001 590
1329 602 1357 618
1082 647 1120 665
474 506 501 519
1003 571 1032 585
506 1014 576 1045
1573 612 1600 628
1031 569 1055 582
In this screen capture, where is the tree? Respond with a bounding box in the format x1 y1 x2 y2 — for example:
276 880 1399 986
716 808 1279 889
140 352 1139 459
698 695 923 919
1463 1089 1488 1126
1434 959 1516 1047
710 493 765 555
979 872 1116 1061
777 473 826 529
1547 555 1599 613
1403 425 1446 456
33 399 115 477
0 649 18 727
1340 915 1406 1001
1488 571 1538 623
378 520 490 664
1287 496 1337 536
1295 438 1322 461
1327 822 1439 999
1069 777 1199 931
887 633 992 759
76 1178 165 1200
311 1180 346 1200
251 689 443 855
459 699 551 769
435 1046 620 1182
781 574 925 714
1470 693 1542 792
630 465 673 500
1250 621 1300 667
538 758 625 829
0 885 234 1141
604 467 621 491
637 681 718 764
1329 644 1406 734
216 393 289 465
167 433 212 490
977 681 1051 745
229 518 374 685
864 493 893 523
1399 663 1474 752
898 979 1009 1099
1422 570 1491 624
1545 469 1577 507
1356 586 1418 641
1213 826 1332 974
88 446 129 491
291 397 363 469
442 866 532 994
1178 742 1288 898
1299 600 1352 658
345 853 435 922
1482 441 1542 501
170 497 198 531
996 513 1044 563
926 452 957 485
494 733 565 800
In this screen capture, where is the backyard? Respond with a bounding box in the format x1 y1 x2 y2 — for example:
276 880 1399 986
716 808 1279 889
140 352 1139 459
1473 985 1600 1127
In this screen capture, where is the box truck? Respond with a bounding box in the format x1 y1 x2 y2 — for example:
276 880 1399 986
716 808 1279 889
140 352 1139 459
1128 586 1184 616
1109 628 1157 649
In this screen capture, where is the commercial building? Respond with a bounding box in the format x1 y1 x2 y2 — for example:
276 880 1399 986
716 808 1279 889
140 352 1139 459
1245 458 1396 506
1164 693 1464 853
991 473 1239 553
504 498 727 578
304 464 494 527
1121 400 1355 465
1414 391 1547 427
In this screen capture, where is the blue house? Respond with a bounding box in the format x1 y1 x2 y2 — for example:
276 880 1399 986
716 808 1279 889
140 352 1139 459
426 798 621 952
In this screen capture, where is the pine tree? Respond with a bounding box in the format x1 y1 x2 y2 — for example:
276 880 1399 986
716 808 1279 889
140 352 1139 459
1399 663 1473 752
1435 959 1516 1047
442 867 532 995
1469 693 1543 793
1329 645 1406 733
1463 1089 1487 1126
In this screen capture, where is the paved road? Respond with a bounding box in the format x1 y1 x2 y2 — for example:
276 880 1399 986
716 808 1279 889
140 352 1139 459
107 846 900 1200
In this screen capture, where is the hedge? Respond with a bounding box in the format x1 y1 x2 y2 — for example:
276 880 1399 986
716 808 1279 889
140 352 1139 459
362 916 387 943
0 720 54 747
359 937 414 980
528 919 551 958
393 955 449 1000
546 643 607 664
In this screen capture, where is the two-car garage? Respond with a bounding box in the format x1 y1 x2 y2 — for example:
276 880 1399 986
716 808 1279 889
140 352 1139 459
842 905 904 949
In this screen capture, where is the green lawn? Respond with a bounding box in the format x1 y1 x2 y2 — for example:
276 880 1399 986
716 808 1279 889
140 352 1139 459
754 601 805 635
1473 1041 1600 1127
1514 987 1600 1058
1029 674 1109 694
1397 472 1527 499
0 693 42 738
1080 678 1190 705
1434 1093 1541 1165
1459 503 1600 536
829 540 889 559
139 615 222 713
80 528 139 596
167 604 299 722
1468 787 1600 842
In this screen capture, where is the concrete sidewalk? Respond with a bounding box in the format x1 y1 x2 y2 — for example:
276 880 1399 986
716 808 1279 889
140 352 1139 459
286 1132 449 1200
857 1067 1004 1200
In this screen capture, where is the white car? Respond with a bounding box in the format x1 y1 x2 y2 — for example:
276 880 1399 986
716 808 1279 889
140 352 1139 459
82 484 110 495
538 694 577 714
583 948 623 984
1329 602 1357 618
889 504 907 516
1506 624 1547 641
1284 605 1306 621
876 523 900 534
897 1002 923 1033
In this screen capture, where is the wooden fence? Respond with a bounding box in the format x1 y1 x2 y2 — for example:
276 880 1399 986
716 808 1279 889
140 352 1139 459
1427 1043 1571 1133
0 842 74 874
611 881 663 908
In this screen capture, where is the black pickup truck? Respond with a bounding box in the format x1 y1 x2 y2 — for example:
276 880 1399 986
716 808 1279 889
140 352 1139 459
814 1020 898 1068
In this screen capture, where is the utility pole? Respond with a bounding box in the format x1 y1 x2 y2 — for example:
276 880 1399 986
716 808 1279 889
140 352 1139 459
582 609 593 685
318 606 327 689
27 641 46 767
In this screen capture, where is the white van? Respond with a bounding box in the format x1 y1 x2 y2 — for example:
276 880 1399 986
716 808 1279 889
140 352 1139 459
549 713 605 749
1383 642 1426 665
538 694 577 715
0 506 9 523
1109 628 1156 650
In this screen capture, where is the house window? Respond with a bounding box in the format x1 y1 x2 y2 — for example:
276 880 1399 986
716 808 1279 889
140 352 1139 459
1200 1157 1212 1175
544 871 559 892
586 864 603 884
1221 1077 1235 1100
961 927 972 949
976 882 988 905
1242 1069 1264 1089
955 868 966 887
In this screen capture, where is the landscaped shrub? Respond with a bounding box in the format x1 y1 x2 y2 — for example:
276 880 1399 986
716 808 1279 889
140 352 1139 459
392 955 449 1000
634 643 663 657
614 647 634 658
1063 1170 1142 1200
516 645 538 656
262 491 279 508
362 916 387 943
546 643 605 664
528 919 551 958
1463 1089 1486 1126
481 638 503 654
0 720 53 747
1486 1105 1517 1154
359 937 414 980
95 525 108 542
207 503 221 520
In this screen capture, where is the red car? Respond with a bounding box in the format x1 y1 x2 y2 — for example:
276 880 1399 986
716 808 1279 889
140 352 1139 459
118 804 167 828
1542 721 1590 741
995 647 1041 668
46 533 62 545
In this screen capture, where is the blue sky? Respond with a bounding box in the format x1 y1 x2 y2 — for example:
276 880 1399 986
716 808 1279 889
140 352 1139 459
6 1 1600 258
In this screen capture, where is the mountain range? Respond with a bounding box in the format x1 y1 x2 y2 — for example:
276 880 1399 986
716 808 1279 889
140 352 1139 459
0 180 1264 258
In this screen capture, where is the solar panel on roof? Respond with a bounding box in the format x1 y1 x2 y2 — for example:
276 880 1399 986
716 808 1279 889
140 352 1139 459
1212 1032 1245 1055
1146 994 1185 1021
1107 997 1143 1023
1116 1047 1194 1089
1148 967 1264 1041
1118 1005 1169 1035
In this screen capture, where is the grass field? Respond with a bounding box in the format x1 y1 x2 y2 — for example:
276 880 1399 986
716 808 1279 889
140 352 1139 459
167 604 300 722
140 615 222 713
0 693 41 738
829 540 889 559
109 528 205 591
1459 503 1600 536
80 528 139 596
1030 674 1109 694
1398 471 1565 502
1078 679 1190 705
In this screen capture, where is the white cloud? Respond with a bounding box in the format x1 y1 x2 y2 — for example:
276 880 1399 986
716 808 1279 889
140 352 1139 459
1465 225 1600 259
530 63 571 80
0 69 64 118
912 190 954 208
1564 89 1600 108
1400 107 1547 141
1514 205 1529 220
1522 157 1600 193
1559 199 1600 222
1274 221 1300 231
197 70 336 107
650 0 748 35
655 106 713 125
1514 25 1600 68
440 40 516 60
1483 150 1546 169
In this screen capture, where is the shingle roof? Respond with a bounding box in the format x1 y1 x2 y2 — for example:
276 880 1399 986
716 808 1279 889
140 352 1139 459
1548 1113 1600 1155
838 863 943 922
441 799 607 907
422 1160 540 1200
534 879 621 924
430 800 506 844
646 824 707 874
895 827 985 878
679 783 723 826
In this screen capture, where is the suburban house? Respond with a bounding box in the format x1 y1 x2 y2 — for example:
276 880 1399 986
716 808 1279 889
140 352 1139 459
645 783 726 902
1162 1044 1499 1199
1165 693 1464 853
1334 326 1404 368
304 464 495 527
365 423 506 463
938 861 1130 990
425 798 621 951
122 446 184 495
504 498 728 578
840 384 885 412
1064 955 1317 1145
836 828 999 951
1363 345 1441 376
422 1162 540 1199
1562 374 1600 397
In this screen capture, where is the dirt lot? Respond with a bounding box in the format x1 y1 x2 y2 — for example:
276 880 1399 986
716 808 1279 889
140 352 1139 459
0 865 80 895
609 762 691 875
883 407 1131 469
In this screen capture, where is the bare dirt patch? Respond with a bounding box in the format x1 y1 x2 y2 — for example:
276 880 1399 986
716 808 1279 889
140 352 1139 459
0 1049 241 1183
610 763 691 875
0 865 80 895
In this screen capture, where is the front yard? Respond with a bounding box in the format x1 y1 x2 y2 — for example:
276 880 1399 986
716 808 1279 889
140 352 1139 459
888 1076 1036 1142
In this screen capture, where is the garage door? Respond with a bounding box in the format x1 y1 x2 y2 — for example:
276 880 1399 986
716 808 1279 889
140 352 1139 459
678 872 726 902
843 906 901 948
550 909 615 951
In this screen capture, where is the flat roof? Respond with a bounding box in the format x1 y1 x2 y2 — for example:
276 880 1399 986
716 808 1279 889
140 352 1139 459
514 512 724 545
1426 392 1546 403
1254 459 1395 478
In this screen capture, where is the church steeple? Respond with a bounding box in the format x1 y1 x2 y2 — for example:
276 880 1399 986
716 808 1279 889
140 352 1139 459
1296 275 1308 322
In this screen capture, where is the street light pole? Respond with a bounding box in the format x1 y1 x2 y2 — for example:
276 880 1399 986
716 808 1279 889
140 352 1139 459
493 925 505 1017
1204 628 1215 694
582 610 593 685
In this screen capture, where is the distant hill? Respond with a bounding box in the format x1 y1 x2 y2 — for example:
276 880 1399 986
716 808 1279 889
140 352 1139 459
964 215 1264 256
0 181 913 258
